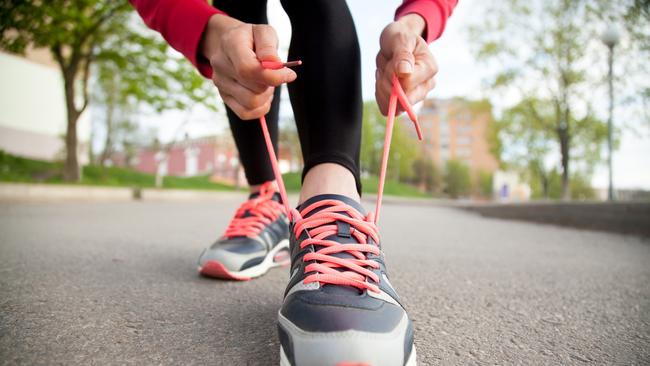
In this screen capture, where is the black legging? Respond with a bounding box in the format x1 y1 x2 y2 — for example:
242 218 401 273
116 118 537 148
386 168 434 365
213 0 363 193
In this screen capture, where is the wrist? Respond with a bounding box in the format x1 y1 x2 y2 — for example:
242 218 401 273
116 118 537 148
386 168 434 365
396 13 426 38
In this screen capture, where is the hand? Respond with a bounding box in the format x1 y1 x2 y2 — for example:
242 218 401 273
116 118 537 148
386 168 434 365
375 14 438 116
200 14 297 120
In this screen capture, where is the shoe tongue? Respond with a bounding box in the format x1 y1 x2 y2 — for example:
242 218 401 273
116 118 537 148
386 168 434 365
248 191 282 202
297 194 370 296
239 192 281 218
297 194 366 216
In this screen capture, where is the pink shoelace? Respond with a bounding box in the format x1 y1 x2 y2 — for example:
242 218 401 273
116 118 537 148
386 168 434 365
260 62 421 291
223 181 286 238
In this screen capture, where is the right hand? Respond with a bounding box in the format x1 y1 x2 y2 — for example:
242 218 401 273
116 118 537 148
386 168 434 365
200 14 297 120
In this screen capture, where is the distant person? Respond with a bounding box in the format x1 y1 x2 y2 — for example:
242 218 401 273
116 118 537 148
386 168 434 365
130 0 456 364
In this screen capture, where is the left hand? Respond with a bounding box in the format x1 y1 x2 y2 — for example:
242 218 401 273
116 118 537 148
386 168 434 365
375 14 438 116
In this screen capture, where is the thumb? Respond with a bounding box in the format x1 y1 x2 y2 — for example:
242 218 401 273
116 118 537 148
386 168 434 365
392 37 416 77
252 24 280 62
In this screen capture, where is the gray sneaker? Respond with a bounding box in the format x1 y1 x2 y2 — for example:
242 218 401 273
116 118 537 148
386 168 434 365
278 194 416 366
198 182 290 280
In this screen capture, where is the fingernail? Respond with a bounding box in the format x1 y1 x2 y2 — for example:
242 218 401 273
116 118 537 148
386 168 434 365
398 60 412 74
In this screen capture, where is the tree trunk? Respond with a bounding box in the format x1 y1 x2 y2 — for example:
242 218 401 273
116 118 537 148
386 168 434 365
99 102 115 167
63 73 81 182
559 129 570 201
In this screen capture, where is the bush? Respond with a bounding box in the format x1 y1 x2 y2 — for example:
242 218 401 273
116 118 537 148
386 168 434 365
444 160 471 198
477 170 493 198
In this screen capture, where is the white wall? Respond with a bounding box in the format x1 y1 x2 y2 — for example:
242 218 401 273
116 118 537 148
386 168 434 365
0 51 89 162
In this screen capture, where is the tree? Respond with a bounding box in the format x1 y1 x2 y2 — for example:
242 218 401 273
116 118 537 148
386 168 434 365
444 159 471 198
468 0 644 200
92 18 218 168
361 101 384 175
360 101 419 182
1 1 132 180
495 98 607 199
0 2 218 181
477 170 493 199
412 157 441 194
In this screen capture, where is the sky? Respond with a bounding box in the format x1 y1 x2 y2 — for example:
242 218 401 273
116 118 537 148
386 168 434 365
148 0 650 190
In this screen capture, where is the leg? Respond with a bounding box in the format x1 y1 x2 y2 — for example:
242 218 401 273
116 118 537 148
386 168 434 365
198 1 290 280
280 0 363 203
213 0 281 193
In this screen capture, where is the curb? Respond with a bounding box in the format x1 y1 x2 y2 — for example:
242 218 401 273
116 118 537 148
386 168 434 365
459 201 650 237
0 183 248 202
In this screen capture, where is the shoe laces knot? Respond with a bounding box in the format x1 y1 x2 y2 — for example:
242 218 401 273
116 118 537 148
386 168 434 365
224 182 285 238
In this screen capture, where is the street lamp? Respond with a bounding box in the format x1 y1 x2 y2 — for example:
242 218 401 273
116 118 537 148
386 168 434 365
601 25 619 201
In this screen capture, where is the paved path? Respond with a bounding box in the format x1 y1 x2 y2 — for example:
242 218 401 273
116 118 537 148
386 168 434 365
1 199 649 365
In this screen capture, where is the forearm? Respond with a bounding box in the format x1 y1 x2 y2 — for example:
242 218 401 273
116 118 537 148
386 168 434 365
129 0 225 77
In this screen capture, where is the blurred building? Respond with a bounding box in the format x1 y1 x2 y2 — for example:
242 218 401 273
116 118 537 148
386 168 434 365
111 133 300 186
417 98 498 174
0 49 90 163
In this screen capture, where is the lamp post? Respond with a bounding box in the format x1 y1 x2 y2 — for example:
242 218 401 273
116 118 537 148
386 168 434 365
601 25 619 201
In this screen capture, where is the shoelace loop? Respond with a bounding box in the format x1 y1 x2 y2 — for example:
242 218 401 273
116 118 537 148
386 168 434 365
259 62 421 291
223 182 285 238
293 200 381 293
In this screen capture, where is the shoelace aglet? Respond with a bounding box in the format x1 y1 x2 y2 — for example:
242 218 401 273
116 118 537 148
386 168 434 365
260 60 303 70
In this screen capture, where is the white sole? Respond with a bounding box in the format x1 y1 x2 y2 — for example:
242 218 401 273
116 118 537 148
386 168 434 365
280 344 417 366
229 238 290 278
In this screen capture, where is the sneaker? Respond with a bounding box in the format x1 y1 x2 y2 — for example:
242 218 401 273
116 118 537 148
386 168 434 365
198 181 290 280
278 194 416 366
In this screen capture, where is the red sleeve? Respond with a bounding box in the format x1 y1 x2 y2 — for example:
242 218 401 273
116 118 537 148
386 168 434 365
129 0 225 78
395 0 458 43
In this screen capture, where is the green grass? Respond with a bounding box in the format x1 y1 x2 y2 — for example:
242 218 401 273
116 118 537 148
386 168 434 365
282 172 428 198
0 151 236 191
1 151 428 197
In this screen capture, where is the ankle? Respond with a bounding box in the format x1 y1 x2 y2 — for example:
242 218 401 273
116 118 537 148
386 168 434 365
299 163 360 204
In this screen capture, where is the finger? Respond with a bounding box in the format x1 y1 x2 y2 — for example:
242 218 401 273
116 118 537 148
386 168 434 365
405 77 436 105
375 87 389 116
401 50 438 91
391 34 417 77
252 24 280 62
375 52 388 72
221 92 273 121
212 62 267 95
216 76 274 110
229 43 295 87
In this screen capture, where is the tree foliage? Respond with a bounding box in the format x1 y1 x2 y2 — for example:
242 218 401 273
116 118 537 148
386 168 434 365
360 101 419 182
0 1 218 180
467 0 645 200
495 97 607 198
1 0 132 180
412 157 441 194
93 16 218 166
444 159 471 198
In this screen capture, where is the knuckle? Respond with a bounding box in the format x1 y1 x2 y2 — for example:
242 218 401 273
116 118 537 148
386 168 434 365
235 64 253 79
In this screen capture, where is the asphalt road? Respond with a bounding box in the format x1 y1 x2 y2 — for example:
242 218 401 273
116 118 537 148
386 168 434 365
1 198 649 365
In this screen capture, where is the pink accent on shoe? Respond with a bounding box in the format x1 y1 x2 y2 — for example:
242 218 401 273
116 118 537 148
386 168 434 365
199 260 251 281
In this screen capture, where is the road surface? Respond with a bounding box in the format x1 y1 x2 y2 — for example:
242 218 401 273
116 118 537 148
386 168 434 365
1 198 649 365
